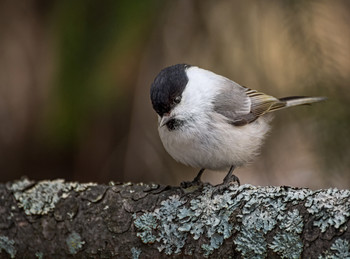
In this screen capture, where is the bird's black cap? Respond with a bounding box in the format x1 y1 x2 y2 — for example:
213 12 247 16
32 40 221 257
150 64 190 117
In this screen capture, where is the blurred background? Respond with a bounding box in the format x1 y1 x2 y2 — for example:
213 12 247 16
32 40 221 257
0 0 349 189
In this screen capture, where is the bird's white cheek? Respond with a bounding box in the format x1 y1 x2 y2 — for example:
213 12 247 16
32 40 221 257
166 104 186 121
173 98 202 122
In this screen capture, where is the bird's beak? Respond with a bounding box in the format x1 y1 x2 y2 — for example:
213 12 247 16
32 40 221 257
160 114 171 127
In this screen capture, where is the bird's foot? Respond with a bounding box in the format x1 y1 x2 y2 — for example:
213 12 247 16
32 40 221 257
181 168 205 189
180 179 204 189
212 173 240 196
223 172 241 186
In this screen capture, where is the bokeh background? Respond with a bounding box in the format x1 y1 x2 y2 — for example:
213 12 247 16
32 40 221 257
0 0 349 189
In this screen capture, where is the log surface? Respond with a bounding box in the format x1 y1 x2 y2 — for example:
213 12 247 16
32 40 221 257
0 178 349 258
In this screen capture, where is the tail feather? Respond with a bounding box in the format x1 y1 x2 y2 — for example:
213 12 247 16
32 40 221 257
270 96 326 112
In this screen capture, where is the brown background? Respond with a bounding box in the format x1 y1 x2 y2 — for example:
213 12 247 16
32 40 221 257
0 0 349 189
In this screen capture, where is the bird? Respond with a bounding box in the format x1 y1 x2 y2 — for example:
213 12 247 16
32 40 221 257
150 64 326 188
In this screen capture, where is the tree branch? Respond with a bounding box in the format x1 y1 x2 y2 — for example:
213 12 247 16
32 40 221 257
0 178 349 258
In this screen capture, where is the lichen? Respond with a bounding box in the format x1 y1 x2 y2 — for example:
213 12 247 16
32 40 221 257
134 185 304 257
183 187 236 249
319 238 350 259
133 213 157 243
269 232 303 258
233 186 303 258
134 184 348 257
282 188 313 205
66 231 85 255
277 209 304 234
0 236 16 258
201 233 224 256
11 179 96 215
234 225 267 259
154 195 187 255
134 187 242 256
331 238 350 258
242 207 278 234
131 247 141 259
305 188 350 232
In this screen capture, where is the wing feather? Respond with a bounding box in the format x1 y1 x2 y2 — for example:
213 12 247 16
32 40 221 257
213 83 286 126
245 88 286 116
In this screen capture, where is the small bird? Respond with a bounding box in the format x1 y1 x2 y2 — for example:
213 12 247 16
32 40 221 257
150 64 325 187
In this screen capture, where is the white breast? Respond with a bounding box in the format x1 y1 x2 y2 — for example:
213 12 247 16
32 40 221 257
159 115 270 170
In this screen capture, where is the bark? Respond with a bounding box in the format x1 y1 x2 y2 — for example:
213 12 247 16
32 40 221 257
0 178 349 258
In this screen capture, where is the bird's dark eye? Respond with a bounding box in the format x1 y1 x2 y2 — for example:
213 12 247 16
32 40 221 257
174 96 182 104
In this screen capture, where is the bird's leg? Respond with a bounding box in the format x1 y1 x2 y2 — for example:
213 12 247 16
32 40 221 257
212 166 240 196
222 165 240 186
193 168 205 182
180 168 205 188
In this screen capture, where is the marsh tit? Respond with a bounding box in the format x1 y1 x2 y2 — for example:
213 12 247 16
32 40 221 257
150 64 326 187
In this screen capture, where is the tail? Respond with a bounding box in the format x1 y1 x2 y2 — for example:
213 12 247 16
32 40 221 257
270 96 327 112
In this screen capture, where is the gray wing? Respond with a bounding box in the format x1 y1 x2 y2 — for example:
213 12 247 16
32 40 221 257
213 80 286 126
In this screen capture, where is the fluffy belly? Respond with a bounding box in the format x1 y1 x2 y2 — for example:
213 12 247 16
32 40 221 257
158 117 270 170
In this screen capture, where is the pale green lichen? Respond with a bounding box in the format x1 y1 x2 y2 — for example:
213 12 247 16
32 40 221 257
0 236 16 258
269 232 303 259
134 185 305 257
177 187 238 255
201 233 224 256
131 247 141 259
319 238 350 259
305 188 350 232
10 179 96 215
154 195 187 254
134 184 348 258
233 186 302 259
278 209 304 234
134 196 185 253
66 232 85 255
282 188 313 205
134 189 239 256
184 187 235 247
331 238 350 258
134 186 253 256
133 213 157 243
234 225 267 259
242 207 278 234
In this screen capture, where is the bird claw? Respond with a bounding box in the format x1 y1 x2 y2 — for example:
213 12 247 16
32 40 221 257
223 173 241 186
211 174 240 197
180 179 203 189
